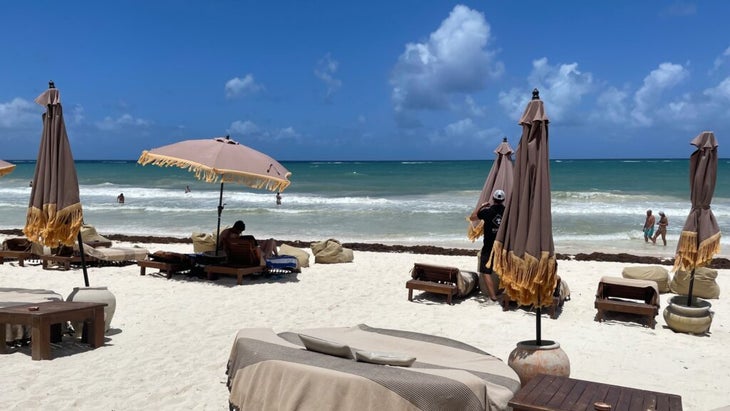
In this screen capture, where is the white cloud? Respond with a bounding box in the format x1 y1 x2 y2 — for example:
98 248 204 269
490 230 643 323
225 74 264 98
704 77 730 101
464 96 486 117
72 104 85 125
0 98 37 128
96 114 150 131
593 87 629 124
429 118 499 144
275 126 299 139
631 62 689 126
499 58 593 121
314 53 342 101
711 46 730 72
390 5 503 116
228 120 260 135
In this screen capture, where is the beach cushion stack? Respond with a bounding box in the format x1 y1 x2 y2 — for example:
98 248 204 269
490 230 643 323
621 265 671 293
670 267 721 299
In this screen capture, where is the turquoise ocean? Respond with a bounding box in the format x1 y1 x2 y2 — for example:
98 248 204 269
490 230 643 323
1 159 728 257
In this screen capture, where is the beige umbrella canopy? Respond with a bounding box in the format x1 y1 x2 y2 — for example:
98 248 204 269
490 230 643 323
466 137 514 241
673 131 721 305
23 83 84 248
492 89 557 343
0 159 15 177
23 81 89 286
138 136 292 252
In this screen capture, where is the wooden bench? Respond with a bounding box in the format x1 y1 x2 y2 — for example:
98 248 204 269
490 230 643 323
509 373 682 411
594 276 659 329
406 263 459 305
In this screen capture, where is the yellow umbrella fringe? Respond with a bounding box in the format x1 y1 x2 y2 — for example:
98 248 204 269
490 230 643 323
672 231 698 272
23 203 83 247
466 218 484 242
672 230 721 272
138 151 291 192
492 242 557 307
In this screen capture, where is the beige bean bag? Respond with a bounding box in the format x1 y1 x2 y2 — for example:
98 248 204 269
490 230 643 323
621 265 671 293
279 243 310 268
192 232 217 253
311 239 354 264
670 267 720 299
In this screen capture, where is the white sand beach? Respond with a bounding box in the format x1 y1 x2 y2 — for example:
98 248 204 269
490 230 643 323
1 238 728 411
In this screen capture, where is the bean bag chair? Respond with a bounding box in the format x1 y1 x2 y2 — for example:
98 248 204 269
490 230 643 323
670 267 720 299
311 239 354 264
280 243 310 268
622 266 671 293
192 232 217 253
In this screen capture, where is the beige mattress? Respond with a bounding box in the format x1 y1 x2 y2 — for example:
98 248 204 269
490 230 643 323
85 246 148 262
227 324 520 411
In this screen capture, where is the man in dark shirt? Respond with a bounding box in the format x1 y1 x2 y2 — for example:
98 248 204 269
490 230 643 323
476 189 505 301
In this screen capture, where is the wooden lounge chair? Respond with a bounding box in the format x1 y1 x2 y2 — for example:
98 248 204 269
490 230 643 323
594 276 660 329
204 237 267 285
138 251 195 279
0 238 41 267
406 263 460 305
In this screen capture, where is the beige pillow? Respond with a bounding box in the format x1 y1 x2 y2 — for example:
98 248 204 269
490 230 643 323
298 334 353 359
622 266 671 293
670 267 720 299
191 232 217 253
279 243 310 268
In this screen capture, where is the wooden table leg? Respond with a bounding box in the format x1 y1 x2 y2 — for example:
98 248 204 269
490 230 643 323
31 316 52 360
0 323 7 354
87 306 105 348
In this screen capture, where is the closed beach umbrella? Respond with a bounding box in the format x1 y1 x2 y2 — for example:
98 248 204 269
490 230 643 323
466 137 514 241
0 159 15 177
492 89 557 344
138 136 292 253
23 82 89 286
673 131 721 306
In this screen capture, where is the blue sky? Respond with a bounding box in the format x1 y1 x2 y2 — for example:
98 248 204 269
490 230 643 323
1 1 728 160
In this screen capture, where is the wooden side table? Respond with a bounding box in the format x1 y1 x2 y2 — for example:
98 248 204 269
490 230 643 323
509 373 682 411
0 301 106 360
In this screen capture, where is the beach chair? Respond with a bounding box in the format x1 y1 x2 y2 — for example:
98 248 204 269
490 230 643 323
594 276 660 328
204 237 268 285
138 251 195 279
1 238 43 267
406 263 478 305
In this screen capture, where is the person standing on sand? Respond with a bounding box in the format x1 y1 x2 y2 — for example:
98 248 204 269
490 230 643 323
476 189 505 301
652 211 668 246
643 209 655 242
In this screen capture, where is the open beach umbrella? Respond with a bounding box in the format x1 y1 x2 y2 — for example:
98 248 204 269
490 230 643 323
23 81 90 287
138 135 292 254
673 131 721 306
0 160 16 177
492 89 558 345
466 137 514 241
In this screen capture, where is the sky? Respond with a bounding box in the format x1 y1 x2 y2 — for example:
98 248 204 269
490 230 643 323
1 1 729 161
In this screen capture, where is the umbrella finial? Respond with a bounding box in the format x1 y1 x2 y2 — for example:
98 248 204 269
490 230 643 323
503 136 508 142
49 81 55 89
532 88 540 100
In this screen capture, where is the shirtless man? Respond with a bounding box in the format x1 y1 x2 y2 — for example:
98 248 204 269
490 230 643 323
643 209 655 242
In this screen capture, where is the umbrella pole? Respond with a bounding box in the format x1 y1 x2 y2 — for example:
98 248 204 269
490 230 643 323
214 182 224 256
536 294 542 345
686 267 696 307
77 232 90 287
